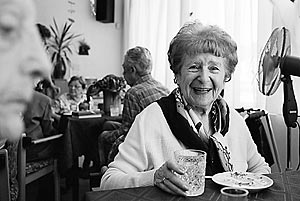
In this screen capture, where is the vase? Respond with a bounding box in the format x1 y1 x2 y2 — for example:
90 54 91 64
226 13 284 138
103 90 121 116
53 62 66 79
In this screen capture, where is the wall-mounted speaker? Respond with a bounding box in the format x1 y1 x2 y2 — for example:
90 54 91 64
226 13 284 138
96 0 114 23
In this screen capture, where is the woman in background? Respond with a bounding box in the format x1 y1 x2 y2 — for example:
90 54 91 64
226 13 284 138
56 75 89 114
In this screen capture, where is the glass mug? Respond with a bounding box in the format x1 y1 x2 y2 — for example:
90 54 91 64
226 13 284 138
174 149 207 196
110 104 119 116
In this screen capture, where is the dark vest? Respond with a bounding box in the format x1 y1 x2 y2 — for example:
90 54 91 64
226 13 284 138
157 94 224 176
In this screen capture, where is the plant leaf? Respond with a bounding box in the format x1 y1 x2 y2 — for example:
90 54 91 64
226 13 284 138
53 18 60 37
47 18 83 72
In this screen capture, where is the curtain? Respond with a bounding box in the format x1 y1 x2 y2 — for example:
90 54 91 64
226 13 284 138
123 0 273 109
123 0 181 91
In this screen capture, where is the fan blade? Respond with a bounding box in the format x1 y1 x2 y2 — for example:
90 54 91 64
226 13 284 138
258 27 291 96
262 51 279 84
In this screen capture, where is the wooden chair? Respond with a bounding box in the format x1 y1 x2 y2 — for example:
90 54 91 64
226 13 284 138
0 149 10 201
17 133 63 201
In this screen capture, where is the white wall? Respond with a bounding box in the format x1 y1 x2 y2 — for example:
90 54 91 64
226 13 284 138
33 0 124 81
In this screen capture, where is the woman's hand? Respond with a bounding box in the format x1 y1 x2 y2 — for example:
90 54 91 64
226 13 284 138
154 160 188 196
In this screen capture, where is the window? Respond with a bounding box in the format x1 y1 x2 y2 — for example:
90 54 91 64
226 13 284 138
123 0 272 109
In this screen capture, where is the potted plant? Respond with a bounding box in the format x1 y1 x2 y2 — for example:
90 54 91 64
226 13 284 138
47 18 81 79
78 40 90 55
87 74 126 115
100 75 126 115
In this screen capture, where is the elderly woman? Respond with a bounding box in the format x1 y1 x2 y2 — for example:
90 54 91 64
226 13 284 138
0 0 52 200
100 22 270 196
0 0 51 141
56 75 89 113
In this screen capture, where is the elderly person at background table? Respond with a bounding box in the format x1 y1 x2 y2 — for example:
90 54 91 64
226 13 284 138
35 79 61 126
0 0 52 200
35 78 60 100
23 90 59 162
100 21 271 196
55 75 90 114
22 89 59 201
0 0 51 141
98 46 169 168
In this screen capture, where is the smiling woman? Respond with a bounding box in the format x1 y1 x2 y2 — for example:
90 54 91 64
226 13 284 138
100 21 270 196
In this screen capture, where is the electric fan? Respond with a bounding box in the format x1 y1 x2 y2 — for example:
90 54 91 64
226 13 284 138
258 27 300 170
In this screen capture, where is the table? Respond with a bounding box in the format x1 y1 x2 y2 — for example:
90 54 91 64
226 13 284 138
59 114 122 172
85 170 300 201
59 114 122 201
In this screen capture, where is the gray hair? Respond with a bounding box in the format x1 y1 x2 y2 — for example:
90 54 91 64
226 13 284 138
167 21 238 81
68 76 86 89
124 46 152 75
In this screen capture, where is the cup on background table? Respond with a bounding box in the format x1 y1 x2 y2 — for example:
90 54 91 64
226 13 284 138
174 149 207 196
220 187 249 201
110 104 119 116
70 103 78 111
119 103 123 115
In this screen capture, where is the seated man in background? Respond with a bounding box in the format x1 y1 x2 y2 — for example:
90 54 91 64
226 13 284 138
35 79 60 100
98 46 170 169
23 90 59 162
23 88 60 201
35 79 61 128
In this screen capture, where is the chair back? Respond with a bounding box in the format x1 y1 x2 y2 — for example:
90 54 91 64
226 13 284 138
236 108 282 172
0 149 11 201
260 114 282 172
17 133 62 201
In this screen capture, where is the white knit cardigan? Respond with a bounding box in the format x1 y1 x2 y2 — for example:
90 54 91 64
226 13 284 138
100 102 271 190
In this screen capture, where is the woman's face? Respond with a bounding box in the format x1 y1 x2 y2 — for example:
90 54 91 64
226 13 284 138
68 80 84 98
176 53 227 112
0 0 51 140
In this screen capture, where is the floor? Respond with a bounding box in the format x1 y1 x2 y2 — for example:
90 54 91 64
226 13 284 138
61 177 91 201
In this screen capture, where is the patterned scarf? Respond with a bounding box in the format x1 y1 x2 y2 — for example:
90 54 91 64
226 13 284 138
172 88 233 172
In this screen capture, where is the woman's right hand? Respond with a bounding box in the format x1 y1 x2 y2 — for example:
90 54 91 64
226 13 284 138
154 159 189 196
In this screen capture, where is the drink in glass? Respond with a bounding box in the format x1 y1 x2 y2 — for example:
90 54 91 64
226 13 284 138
174 149 207 196
110 104 119 116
